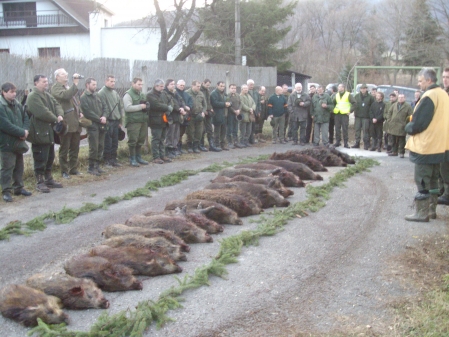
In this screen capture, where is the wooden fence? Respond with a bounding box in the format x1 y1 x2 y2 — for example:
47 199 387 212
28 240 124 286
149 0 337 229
0 54 277 100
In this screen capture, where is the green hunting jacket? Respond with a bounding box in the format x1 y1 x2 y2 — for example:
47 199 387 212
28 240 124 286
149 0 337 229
123 87 147 126
50 82 81 132
386 101 413 136
186 88 206 121
240 92 256 123
353 92 374 118
80 90 107 124
311 93 334 124
210 88 227 125
26 87 63 145
0 96 29 152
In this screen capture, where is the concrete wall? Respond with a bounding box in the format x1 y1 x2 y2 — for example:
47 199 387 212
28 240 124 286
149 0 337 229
0 34 90 58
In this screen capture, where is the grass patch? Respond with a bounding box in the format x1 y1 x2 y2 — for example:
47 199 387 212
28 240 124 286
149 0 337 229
388 235 449 337
28 157 378 337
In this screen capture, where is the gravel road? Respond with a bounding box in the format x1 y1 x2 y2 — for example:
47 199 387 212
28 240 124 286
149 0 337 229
0 144 447 337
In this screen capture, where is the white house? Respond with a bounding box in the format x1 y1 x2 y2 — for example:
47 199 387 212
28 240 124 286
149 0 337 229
0 0 172 61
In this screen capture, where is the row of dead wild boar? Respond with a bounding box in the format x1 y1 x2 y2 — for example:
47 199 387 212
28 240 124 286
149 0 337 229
0 146 354 328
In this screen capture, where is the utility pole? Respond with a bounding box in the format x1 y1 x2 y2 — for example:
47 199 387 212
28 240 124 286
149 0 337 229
235 0 241 65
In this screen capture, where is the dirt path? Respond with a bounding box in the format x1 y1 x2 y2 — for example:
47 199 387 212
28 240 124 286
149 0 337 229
0 145 447 336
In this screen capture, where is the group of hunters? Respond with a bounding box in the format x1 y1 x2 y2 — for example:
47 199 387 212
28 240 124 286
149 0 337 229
0 67 449 224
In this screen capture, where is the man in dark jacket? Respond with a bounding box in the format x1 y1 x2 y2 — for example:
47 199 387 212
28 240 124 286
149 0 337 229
227 84 242 148
287 83 311 145
268 86 288 144
26 75 64 192
211 81 231 151
98 75 124 167
186 81 207 153
0 82 31 202
163 79 183 158
311 85 334 146
146 79 173 164
50 68 82 179
80 77 108 175
176 80 192 154
200 79 219 151
368 92 385 152
353 84 374 149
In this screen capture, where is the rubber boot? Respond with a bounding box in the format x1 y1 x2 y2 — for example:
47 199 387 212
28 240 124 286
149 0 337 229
88 160 100 176
383 133 389 149
193 141 201 153
187 142 194 153
136 147 149 165
44 171 63 188
199 136 208 152
95 161 106 174
364 141 370 150
36 174 50 193
129 147 139 167
405 193 430 222
377 139 382 152
208 135 222 152
369 139 377 151
429 194 438 219
177 142 186 155
351 142 360 148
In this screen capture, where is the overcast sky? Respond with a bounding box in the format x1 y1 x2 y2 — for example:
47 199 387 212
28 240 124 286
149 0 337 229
98 0 194 22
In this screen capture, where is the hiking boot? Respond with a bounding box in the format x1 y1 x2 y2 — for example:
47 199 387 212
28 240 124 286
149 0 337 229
3 192 13 202
152 158 164 164
36 174 50 193
437 195 449 205
351 142 360 148
45 172 63 188
161 157 172 163
14 189 32 196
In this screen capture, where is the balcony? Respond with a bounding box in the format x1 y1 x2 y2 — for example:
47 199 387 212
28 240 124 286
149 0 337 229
0 10 78 28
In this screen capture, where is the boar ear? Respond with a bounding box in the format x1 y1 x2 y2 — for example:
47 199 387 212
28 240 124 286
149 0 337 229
199 206 215 215
69 286 84 297
268 180 275 188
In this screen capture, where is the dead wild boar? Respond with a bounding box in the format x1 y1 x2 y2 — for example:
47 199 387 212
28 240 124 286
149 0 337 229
211 175 294 198
328 146 356 164
217 167 273 178
269 151 328 172
235 162 283 171
103 234 187 261
186 189 262 217
90 245 182 276
164 199 243 225
259 160 323 181
103 224 190 252
125 214 213 243
298 147 347 167
144 207 224 234
64 255 142 292
218 166 304 188
204 182 290 209
26 273 109 310
0 284 69 327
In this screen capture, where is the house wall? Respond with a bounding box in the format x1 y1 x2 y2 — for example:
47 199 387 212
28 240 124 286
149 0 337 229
0 33 90 58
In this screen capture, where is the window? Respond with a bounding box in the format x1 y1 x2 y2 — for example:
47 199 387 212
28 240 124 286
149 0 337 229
0 49 10 54
38 47 60 58
104 19 108 27
3 2 37 27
